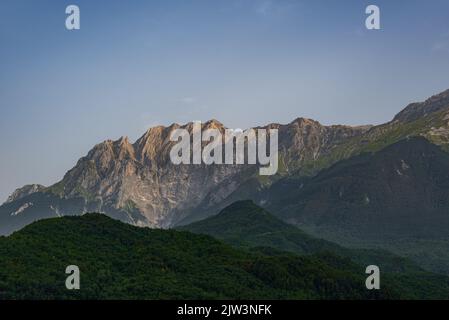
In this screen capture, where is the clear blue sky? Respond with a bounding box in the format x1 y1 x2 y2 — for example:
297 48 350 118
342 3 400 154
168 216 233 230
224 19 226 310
1 0 449 201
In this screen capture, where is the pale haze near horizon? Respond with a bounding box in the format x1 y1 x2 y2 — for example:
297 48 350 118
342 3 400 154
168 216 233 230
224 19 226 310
1 0 449 201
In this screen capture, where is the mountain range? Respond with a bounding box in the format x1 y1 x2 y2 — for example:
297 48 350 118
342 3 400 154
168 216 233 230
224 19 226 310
0 117 370 233
2 88 449 275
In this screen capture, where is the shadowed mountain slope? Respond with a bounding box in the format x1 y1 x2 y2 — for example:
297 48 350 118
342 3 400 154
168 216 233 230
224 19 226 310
180 201 424 274
259 137 449 273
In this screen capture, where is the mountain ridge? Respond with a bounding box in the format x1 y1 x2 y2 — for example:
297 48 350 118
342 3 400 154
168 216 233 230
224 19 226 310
0 116 369 234
2 88 449 236
258 136 449 274
393 88 449 123
5 184 46 204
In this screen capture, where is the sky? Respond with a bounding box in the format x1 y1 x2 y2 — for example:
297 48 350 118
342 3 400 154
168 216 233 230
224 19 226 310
1 0 449 202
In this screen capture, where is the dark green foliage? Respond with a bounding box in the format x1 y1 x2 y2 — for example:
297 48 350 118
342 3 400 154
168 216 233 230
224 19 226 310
0 213 406 300
181 201 449 299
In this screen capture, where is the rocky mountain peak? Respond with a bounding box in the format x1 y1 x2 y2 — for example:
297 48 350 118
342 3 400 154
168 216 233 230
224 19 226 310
133 125 178 165
113 136 135 160
290 117 321 127
393 88 449 123
0 115 377 231
203 119 225 130
85 137 135 166
5 184 46 204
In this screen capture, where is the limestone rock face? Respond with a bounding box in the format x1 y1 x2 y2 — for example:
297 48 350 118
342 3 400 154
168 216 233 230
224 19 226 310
5 118 367 229
4 88 449 234
5 184 46 204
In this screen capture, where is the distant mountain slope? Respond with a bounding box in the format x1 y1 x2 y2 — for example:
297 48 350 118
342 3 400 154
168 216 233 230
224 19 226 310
0 213 408 300
260 137 449 273
393 89 449 123
180 201 422 274
178 89 449 226
317 89 449 166
0 118 368 235
2 88 449 236
4 184 46 204
0 191 138 236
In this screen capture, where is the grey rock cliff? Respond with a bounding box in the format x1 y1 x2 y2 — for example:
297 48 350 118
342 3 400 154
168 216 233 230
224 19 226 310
5 184 46 204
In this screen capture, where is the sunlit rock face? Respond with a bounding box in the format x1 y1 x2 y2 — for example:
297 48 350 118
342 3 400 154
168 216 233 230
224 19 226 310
0 117 368 233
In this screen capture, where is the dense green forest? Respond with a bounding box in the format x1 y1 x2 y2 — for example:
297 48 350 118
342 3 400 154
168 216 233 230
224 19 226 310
0 210 448 299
